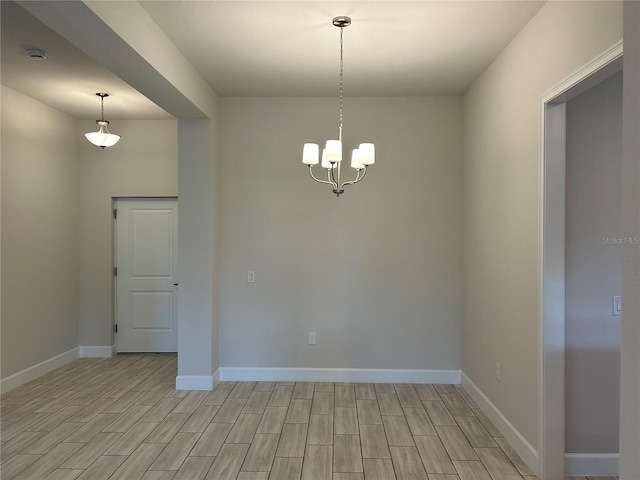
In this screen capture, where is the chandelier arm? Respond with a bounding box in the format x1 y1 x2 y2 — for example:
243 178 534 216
308 165 335 186
340 166 367 189
328 165 339 189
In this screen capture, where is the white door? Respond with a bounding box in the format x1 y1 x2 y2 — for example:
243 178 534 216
115 198 178 352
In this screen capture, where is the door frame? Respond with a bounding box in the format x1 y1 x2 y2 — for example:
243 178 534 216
538 41 623 479
113 196 179 353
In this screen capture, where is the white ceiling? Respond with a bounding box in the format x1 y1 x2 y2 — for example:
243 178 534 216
140 1 545 97
1 1 545 119
0 1 173 120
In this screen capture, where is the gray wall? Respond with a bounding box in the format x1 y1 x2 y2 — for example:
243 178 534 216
462 1 622 447
1 86 79 378
78 119 178 348
620 2 640 477
219 97 462 370
177 119 218 381
565 72 622 454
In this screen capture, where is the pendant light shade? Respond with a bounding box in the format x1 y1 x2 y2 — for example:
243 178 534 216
85 121 120 148
85 93 120 148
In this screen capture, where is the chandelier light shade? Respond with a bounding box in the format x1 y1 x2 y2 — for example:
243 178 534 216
302 16 375 197
85 93 121 148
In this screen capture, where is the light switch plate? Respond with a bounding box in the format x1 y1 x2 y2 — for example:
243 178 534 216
613 295 621 316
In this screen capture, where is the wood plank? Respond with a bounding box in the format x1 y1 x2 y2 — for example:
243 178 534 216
276 423 308 458
285 399 312 424
494 437 535 476
389 446 428 480
293 382 315 400
229 382 257 399
403 407 436 436
414 435 457 474
363 458 396 479
149 431 200 470
333 435 363 473
268 386 294 407
60 432 121 469
354 384 376 400
190 422 233 456
211 397 247 423
205 443 249 480
452 460 492 480
382 416 414 446
455 417 496 448
435 426 478 461
226 413 262 444
242 391 272 415
180 405 220 433
356 399 382 425
395 385 423 408
104 421 158 455
145 412 190 443
173 456 214 480
413 384 440 401
311 392 334 415
475 447 523 480
256 406 288 434
472 408 502 438
335 386 356 408
360 424 391 459
241 433 279 471
270 457 303 480
440 394 474 417
100 443 165 480
308 415 333 445
301 445 332 480
377 394 403 416
75 455 127 480
335 407 359 435
423 401 456 426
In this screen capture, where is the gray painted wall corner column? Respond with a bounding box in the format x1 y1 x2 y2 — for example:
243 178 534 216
177 119 216 386
620 2 640 479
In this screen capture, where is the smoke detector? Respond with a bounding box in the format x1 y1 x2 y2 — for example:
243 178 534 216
26 48 47 60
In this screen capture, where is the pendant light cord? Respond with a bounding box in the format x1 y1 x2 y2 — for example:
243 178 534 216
100 95 105 122
339 26 344 142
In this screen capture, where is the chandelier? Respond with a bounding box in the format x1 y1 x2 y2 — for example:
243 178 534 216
301 16 375 197
85 93 121 148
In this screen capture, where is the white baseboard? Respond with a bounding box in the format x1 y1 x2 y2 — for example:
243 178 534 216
461 372 538 475
79 345 115 358
176 375 213 390
565 453 619 476
220 367 461 384
0 347 79 393
213 368 221 384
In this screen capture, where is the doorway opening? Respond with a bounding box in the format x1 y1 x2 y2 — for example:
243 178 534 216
539 41 622 479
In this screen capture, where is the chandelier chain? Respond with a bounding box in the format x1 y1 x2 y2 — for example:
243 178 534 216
339 26 344 142
301 15 374 197
100 96 105 121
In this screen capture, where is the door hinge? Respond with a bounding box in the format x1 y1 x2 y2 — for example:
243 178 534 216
115 324 118 333
114 267 118 276
114 209 117 219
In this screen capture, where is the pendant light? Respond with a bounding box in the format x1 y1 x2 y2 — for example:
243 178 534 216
85 93 121 148
301 16 375 197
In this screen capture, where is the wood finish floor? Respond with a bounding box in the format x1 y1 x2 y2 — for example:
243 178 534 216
1 353 539 479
